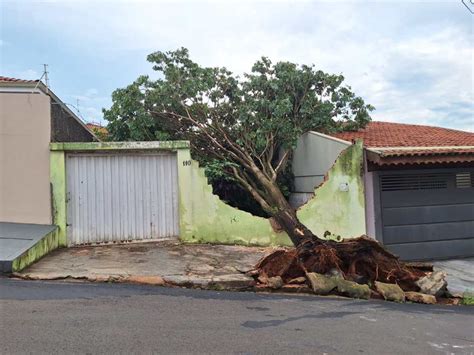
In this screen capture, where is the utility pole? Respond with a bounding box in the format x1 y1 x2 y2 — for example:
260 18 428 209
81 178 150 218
43 64 49 92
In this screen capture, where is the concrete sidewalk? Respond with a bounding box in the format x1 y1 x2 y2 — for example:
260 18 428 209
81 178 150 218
14 241 273 290
433 258 474 295
14 241 474 298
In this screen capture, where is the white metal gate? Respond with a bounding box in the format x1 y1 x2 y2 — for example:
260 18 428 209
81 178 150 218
66 153 179 245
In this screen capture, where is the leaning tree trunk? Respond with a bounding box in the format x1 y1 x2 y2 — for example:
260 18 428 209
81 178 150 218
257 182 426 291
272 208 318 246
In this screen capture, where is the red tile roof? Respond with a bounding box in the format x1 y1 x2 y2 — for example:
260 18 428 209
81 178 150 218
331 121 474 167
86 123 108 135
331 121 474 148
0 76 38 84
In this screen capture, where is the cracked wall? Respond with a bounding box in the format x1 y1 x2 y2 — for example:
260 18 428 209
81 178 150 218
179 140 366 246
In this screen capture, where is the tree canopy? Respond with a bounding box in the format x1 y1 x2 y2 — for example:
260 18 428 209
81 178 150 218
104 48 374 243
103 48 374 210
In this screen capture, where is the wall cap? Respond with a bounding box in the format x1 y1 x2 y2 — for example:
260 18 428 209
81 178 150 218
50 141 190 151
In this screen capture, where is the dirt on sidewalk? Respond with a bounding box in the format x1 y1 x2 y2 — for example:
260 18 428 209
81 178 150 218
13 241 274 290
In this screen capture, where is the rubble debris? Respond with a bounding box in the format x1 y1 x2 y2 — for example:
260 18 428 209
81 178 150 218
267 276 283 289
335 279 371 299
287 276 307 284
416 271 448 297
405 292 436 305
374 281 405 302
306 273 337 295
251 236 457 303
255 236 427 292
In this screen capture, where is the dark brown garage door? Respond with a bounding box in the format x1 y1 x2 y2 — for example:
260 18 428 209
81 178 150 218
378 169 474 261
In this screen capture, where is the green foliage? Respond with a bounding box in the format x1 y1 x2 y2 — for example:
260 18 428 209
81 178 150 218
103 76 172 142
462 292 474 306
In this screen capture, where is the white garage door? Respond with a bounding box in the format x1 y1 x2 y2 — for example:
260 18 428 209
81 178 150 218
66 153 179 245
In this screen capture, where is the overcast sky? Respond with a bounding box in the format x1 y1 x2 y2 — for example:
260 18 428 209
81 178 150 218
1 0 473 131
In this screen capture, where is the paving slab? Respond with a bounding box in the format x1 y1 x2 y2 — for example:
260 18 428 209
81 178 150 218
16 241 275 290
433 258 474 295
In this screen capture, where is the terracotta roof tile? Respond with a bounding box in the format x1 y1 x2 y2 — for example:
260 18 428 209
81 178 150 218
331 121 474 148
0 76 38 84
332 121 474 166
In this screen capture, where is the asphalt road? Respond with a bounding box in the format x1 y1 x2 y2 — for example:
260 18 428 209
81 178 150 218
1 279 473 354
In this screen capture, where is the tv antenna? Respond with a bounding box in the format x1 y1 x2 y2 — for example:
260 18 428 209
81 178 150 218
43 64 49 91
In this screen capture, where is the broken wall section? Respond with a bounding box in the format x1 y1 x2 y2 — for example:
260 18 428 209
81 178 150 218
178 141 366 246
297 140 366 240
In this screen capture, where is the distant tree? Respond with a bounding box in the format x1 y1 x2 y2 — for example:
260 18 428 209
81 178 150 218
87 124 110 141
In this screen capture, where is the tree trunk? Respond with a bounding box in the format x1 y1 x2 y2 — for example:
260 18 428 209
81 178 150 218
247 168 323 247
272 208 320 246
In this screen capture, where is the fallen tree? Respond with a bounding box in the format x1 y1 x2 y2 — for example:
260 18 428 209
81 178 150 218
104 48 430 292
255 236 427 292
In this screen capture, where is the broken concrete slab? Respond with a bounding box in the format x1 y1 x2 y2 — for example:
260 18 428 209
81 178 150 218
405 291 437 305
305 273 371 299
266 276 283 289
416 271 448 297
306 273 337 295
374 281 405 302
335 279 371 300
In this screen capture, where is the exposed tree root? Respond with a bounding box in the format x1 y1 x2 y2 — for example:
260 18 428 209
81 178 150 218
256 235 428 291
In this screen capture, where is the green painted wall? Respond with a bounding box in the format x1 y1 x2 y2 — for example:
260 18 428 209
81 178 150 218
50 150 67 246
11 227 59 272
297 140 366 240
177 149 292 246
179 141 366 246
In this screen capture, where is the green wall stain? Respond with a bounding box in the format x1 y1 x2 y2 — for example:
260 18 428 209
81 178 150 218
50 150 67 246
296 140 366 239
177 149 292 246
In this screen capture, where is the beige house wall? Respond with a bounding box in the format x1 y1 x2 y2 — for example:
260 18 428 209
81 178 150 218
0 92 52 224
